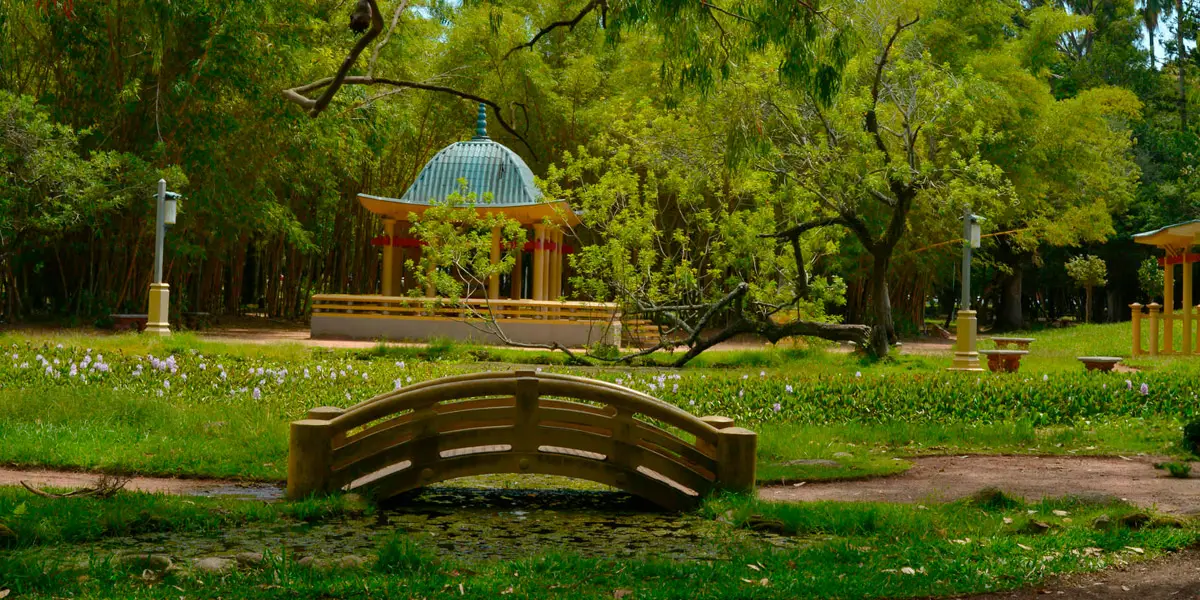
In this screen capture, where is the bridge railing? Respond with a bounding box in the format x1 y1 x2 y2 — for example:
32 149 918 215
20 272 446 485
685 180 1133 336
287 370 756 510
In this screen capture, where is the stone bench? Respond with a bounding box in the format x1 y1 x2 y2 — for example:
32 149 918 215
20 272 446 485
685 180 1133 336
990 337 1035 350
109 313 148 333
1078 356 1122 372
979 349 1029 373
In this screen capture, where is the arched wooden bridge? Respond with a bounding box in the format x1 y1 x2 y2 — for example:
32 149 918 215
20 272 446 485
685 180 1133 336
287 370 757 510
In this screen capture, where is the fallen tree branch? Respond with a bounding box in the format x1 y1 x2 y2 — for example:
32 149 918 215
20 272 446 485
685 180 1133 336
21 474 130 499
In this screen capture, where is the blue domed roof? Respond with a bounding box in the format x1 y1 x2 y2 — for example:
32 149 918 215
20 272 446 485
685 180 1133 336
397 104 543 206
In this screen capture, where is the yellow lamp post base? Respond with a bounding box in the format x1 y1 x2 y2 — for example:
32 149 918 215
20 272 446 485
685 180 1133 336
146 283 171 336
947 309 982 372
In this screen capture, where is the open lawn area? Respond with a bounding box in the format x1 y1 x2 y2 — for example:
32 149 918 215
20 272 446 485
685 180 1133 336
1 324 1196 483
1 325 1198 598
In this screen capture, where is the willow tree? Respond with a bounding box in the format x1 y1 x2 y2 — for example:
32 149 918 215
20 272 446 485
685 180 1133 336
540 103 869 366
280 0 851 142
751 1 1013 357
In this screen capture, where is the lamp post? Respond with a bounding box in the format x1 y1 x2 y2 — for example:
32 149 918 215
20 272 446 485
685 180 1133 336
949 208 984 372
145 179 180 335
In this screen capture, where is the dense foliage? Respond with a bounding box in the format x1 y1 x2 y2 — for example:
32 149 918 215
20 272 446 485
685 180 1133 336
0 0 1196 349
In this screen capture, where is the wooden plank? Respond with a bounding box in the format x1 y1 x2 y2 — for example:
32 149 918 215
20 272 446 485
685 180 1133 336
334 404 516 467
536 376 719 445
637 426 718 474
313 313 617 326
332 377 519 431
357 451 701 511
535 405 616 433
312 294 619 310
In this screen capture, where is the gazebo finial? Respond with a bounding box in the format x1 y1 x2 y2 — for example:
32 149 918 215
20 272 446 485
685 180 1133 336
474 103 488 139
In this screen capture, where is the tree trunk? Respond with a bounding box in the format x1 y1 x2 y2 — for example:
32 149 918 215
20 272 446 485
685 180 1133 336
1085 285 1093 323
995 265 1023 331
1178 0 1189 131
870 251 892 357
1150 25 1157 69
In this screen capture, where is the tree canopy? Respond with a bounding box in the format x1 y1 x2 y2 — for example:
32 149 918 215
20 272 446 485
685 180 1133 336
0 0 1196 360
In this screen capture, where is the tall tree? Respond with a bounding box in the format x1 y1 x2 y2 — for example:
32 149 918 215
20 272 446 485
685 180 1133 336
1175 0 1189 129
1141 0 1173 67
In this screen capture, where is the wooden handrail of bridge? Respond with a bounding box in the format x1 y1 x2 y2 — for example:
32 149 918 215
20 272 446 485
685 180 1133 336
287 370 756 511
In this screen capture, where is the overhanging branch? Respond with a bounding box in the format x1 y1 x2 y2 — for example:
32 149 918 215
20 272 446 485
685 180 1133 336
283 76 537 159
503 0 604 59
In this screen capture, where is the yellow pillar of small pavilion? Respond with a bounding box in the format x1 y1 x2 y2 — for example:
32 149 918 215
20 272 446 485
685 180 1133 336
381 219 406 297
532 224 546 301
1184 253 1193 354
1164 255 1175 354
511 246 524 300
550 229 562 300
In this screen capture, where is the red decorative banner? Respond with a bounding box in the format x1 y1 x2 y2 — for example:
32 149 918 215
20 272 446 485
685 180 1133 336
1157 253 1200 267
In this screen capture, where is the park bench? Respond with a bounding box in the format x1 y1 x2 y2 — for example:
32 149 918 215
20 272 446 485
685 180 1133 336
1077 356 1122 372
109 313 148 333
990 337 1035 350
979 349 1028 373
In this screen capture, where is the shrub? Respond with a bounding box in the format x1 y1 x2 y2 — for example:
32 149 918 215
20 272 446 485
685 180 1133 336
1184 420 1200 454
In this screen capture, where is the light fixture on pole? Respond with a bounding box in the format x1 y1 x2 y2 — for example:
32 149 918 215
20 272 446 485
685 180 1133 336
949 208 985 372
145 179 181 335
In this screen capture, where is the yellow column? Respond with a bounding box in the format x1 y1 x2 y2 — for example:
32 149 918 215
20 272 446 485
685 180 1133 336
947 310 982 372
1130 303 1143 356
532 224 546 301
381 219 397 296
1149 302 1161 356
549 229 562 300
488 227 501 299
146 283 171 336
1184 253 1193 354
511 242 524 299
1164 259 1175 354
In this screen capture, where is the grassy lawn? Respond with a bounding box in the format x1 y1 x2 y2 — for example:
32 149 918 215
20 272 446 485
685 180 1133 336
1 326 1197 482
1 487 1195 599
0 327 1198 598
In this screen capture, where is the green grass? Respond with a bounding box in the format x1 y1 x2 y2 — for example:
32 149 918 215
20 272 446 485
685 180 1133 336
0 491 1194 599
0 487 365 551
1 331 1197 482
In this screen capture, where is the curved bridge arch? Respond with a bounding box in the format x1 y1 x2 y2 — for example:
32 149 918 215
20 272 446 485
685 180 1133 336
287 370 756 510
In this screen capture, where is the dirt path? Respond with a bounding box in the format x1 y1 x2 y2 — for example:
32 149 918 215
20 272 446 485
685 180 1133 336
945 547 1200 599
0 467 283 500
761 455 1200 515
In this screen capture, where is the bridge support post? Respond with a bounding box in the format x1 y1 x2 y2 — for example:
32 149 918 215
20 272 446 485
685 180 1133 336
287 419 335 499
307 406 346 446
715 426 757 494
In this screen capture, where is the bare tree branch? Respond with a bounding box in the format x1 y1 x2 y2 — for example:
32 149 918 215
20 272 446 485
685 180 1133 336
304 0 385 117
284 76 537 159
866 15 920 160
503 0 604 59
369 0 411 78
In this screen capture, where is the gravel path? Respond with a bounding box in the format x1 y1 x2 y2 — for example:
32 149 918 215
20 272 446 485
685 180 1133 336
761 455 1200 515
0 467 283 500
